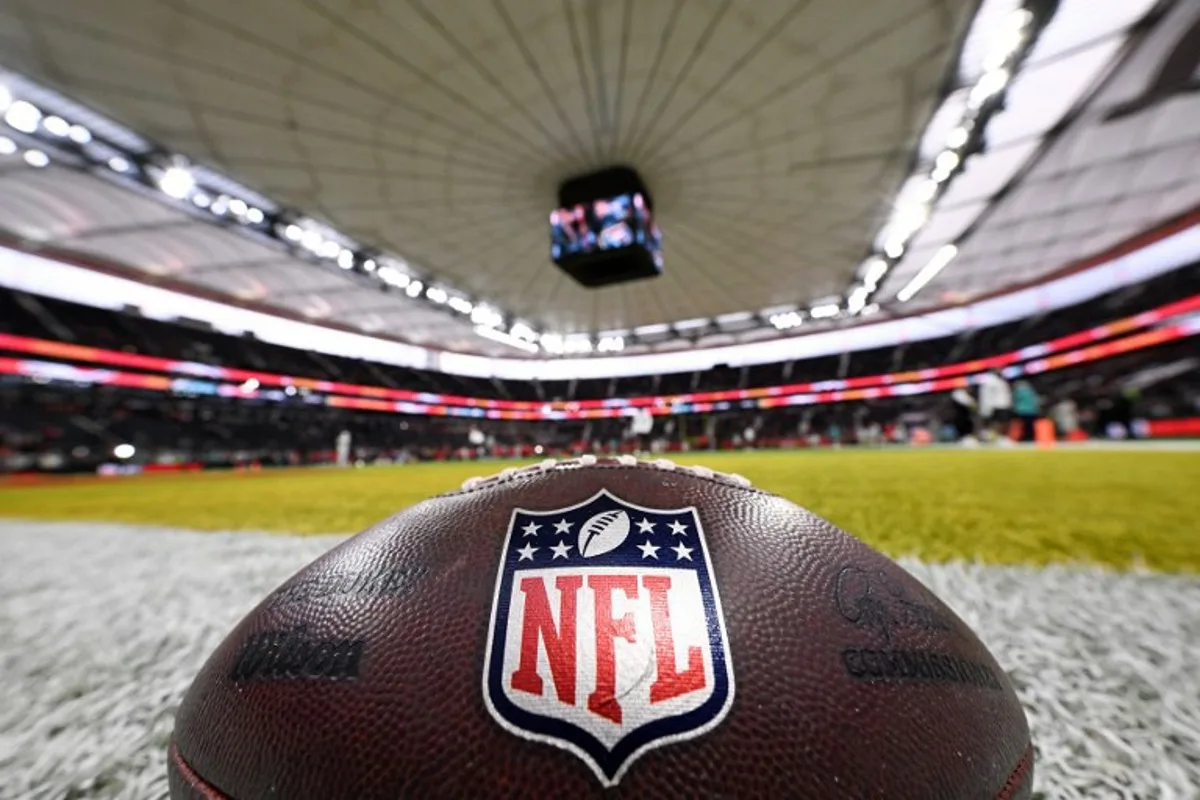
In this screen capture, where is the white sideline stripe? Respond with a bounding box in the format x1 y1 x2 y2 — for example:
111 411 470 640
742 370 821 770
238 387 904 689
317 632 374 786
0 521 1196 798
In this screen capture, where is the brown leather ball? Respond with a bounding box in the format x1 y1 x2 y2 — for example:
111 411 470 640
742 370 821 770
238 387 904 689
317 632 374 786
169 457 1033 799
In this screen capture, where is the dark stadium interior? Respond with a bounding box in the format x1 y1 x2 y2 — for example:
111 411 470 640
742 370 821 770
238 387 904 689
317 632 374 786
3 263 1197 472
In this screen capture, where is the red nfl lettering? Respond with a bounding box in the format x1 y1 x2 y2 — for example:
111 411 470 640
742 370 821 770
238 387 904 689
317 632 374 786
510 574 581 704
645 575 706 703
587 574 639 724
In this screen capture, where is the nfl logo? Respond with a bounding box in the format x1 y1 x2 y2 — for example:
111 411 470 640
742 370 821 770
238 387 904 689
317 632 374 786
483 489 735 786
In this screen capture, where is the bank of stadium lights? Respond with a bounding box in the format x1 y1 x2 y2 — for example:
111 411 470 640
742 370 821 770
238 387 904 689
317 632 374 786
1 76 515 347
2 84 270 232
849 5 1041 310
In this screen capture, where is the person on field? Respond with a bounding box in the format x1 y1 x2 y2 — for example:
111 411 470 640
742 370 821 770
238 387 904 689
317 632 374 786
1012 379 1041 442
976 370 1013 444
951 387 978 445
1052 396 1079 438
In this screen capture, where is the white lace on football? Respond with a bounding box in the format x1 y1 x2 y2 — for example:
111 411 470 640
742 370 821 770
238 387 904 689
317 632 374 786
460 456 752 491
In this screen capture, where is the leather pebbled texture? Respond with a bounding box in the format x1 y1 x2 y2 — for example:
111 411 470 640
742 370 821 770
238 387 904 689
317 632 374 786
170 460 1032 799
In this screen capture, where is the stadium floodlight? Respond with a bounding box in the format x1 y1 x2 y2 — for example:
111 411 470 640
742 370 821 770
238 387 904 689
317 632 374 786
405 280 423 298
932 150 961 182
509 322 538 342
0 136 15 155
362 258 377 273
228 198 248 216
968 68 1011 110
245 207 264 224
897 244 959 302
42 115 70 136
846 286 870 315
299 229 322 251
4 100 41 134
68 124 91 144
447 296 473 314
471 305 502 327
319 239 341 260
108 156 131 173
22 149 49 168
539 333 565 354
475 324 539 353
810 303 840 319
769 311 803 330
113 443 135 459
984 8 1033 71
861 258 889 290
378 265 410 289
563 335 594 354
946 125 970 149
426 286 448 304
715 311 754 327
597 335 625 353
158 165 195 199
337 249 354 269
41 114 69 137
192 192 211 209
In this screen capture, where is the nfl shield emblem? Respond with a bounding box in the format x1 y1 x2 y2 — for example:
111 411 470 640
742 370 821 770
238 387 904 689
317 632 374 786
482 490 735 785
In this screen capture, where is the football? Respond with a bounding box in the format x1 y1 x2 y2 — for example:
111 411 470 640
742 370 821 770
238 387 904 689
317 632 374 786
577 509 632 558
168 456 1033 799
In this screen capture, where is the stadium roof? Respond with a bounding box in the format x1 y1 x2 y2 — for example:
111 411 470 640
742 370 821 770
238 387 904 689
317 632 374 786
0 0 1193 361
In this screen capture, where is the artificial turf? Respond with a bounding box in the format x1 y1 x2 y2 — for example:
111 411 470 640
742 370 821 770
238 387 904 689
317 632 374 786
2 448 1197 572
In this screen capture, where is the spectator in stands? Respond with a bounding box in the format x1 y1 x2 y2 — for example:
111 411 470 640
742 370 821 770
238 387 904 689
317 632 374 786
977 371 1014 444
1012 380 1041 442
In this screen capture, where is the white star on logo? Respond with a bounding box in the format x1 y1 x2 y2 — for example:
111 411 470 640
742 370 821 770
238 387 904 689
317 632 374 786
671 542 693 561
516 543 538 561
550 540 572 560
636 517 656 534
669 520 688 536
553 519 573 535
521 521 541 537
637 540 660 559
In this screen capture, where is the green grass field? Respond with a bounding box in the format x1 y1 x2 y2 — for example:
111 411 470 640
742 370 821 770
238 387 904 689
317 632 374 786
3 449 1198 571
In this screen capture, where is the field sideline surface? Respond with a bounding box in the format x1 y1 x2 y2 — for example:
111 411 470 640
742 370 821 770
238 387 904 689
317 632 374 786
2 447 1199 798
3 448 1198 571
